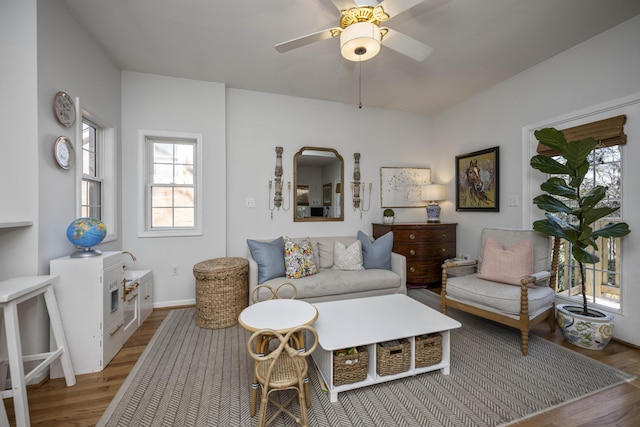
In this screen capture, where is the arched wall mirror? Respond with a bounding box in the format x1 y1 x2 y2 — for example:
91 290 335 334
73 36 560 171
294 147 344 222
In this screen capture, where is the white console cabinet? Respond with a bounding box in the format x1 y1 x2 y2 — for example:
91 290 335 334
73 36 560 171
49 251 124 377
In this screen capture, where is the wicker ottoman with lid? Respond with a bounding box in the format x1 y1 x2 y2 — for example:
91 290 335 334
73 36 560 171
193 257 249 329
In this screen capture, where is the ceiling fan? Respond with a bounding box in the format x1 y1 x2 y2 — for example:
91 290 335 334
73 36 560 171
275 0 433 62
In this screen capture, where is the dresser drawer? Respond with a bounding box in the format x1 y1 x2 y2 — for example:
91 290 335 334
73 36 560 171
373 222 457 285
394 242 455 259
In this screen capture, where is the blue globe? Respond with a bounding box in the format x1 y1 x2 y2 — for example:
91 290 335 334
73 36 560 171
66 217 107 249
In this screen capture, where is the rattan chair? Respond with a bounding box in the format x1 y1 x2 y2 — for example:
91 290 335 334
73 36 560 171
441 228 560 356
251 282 298 303
247 325 318 427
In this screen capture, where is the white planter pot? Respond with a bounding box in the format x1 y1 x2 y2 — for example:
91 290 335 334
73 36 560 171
556 303 614 350
383 216 394 224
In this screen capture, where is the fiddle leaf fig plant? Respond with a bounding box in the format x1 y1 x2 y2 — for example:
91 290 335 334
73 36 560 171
531 128 630 315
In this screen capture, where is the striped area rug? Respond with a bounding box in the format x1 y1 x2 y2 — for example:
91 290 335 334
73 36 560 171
98 290 634 426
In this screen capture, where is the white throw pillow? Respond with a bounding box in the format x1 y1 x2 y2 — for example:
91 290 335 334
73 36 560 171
332 240 364 271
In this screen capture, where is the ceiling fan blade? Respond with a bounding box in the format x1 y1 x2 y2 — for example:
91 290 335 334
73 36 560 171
275 28 340 53
381 28 433 61
378 0 425 18
329 0 358 12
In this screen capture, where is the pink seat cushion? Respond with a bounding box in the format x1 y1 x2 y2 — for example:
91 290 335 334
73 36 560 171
477 236 533 285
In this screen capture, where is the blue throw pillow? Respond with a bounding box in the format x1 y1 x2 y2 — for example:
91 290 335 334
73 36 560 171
247 237 286 284
357 230 393 270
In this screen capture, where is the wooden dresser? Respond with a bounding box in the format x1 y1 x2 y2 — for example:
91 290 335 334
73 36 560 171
373 222 457 286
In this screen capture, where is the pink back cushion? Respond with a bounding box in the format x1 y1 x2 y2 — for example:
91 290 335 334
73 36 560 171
477 236 533 285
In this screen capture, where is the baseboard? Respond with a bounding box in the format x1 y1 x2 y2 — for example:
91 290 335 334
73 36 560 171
153 298 195 309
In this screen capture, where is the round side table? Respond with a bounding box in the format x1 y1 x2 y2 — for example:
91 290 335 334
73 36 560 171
193 257 249 329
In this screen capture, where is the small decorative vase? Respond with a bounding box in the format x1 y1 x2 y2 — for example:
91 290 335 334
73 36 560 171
383 216 394 224
556 303 614 350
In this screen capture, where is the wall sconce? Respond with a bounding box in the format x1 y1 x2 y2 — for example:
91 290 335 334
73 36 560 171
268 146 291 218
350 153 371 218
421 184 446 223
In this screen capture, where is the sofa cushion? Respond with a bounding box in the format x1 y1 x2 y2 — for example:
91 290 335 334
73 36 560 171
477 236 533 285
284 237 317 279
247 237 285 284
260 268 402 300
446 274 555 317
358 230 393 270
332 240 364 271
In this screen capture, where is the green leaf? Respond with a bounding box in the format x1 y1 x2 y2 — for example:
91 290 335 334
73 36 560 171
533 194 572 214
563 137 598 170
533 215 579 243
582 206 620 226
580 186 607 210
530 155 571 175
569 161 590 188
572 245 600 264
534 128 567 153
540 177 578 199
592 222 631 238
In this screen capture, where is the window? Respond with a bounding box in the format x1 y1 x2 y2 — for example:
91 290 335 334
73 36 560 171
76 109 116 242
536 115 627 311
552 145 623 310
140 130 203 237
81 119 102 219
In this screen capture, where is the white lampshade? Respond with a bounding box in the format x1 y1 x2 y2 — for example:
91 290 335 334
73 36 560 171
340 22 381 62
421 184 446 202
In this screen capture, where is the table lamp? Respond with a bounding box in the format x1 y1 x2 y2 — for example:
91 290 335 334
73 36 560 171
421 184 446 223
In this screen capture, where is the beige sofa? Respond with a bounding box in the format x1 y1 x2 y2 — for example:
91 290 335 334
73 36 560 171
247 235 406 304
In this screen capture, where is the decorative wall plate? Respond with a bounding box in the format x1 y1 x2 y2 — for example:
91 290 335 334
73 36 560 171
54 136 73 170
54 91 76 127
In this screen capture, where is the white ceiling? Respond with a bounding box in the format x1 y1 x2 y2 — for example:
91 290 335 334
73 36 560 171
61 0 640 116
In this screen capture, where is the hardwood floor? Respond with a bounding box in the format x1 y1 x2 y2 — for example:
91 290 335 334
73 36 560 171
5 303 640 426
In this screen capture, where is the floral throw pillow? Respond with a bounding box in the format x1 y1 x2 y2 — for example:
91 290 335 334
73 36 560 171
284 237 318 279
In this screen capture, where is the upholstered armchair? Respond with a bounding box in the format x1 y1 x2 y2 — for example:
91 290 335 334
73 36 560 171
441 228 560 356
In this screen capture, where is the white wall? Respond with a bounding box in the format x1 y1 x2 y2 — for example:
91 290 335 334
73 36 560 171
121 72 226 306
0 0 39 279
38 0 123 272
432 15 640 345
225 89 434 257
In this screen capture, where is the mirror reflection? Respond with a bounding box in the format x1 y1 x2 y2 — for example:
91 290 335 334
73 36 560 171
294 147 344 222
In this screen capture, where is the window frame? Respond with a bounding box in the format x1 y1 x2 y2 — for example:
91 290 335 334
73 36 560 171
523 99 637 315
75 101 117 243
138 129 203 238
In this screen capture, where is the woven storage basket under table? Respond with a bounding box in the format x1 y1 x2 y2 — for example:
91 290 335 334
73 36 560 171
415 333 442 368
376 339 410 376
193 257 249 329
333 346 368 386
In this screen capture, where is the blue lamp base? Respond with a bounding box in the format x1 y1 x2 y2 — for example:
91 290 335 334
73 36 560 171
426 203 441 223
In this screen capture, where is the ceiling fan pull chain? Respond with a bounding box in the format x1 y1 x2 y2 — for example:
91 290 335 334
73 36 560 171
358 57 362 109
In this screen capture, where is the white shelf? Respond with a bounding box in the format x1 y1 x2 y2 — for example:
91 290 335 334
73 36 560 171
0 221 33 229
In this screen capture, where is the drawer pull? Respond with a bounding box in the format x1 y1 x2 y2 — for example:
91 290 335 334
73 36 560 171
409 267 416 273
409 249 416 255
409 234 416 240
109 323 123 336
441 248 447 253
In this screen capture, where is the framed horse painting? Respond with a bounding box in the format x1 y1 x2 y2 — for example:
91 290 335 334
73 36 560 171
455 146 499 211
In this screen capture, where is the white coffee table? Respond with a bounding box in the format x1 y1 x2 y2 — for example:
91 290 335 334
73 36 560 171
311 294 462 402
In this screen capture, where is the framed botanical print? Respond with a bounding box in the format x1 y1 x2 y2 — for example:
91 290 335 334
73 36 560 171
380 167 431 208
455 146 499 211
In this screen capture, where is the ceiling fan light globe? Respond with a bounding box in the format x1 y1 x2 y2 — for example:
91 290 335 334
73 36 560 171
340 22 381 61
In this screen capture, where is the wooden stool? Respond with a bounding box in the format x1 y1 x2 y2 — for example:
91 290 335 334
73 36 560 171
0 276 75 427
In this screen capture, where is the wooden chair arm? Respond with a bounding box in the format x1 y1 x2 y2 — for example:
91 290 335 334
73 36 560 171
520 271 551 287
